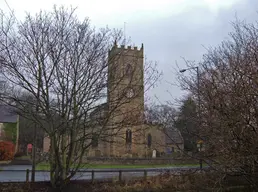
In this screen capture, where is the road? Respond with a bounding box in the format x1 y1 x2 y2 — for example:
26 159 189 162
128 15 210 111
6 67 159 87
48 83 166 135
0 165 202 182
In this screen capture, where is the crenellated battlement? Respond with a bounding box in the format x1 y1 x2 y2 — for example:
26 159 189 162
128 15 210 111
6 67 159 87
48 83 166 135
108 41 144 58
116 44 143 51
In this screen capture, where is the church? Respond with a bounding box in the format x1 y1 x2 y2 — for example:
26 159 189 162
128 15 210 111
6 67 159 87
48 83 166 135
43 42 184 157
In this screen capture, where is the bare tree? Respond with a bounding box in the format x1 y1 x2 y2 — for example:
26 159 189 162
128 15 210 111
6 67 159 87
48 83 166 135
144 103 186 158
177 18 258 188
16 93 44 154
145 104 177 125
0 6 159 189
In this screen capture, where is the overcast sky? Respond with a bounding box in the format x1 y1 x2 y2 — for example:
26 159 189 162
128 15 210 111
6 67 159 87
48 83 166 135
0 0 257 106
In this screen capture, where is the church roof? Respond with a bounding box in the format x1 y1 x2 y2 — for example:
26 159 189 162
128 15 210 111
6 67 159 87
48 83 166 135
90 103 108 116
89 103 109 123
164 127 184 144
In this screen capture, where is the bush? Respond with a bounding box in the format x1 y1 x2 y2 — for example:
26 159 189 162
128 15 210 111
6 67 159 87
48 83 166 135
0 141 15 161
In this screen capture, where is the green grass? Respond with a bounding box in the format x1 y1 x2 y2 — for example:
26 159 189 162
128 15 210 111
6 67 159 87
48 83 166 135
15 155 31 160
36 163 201 171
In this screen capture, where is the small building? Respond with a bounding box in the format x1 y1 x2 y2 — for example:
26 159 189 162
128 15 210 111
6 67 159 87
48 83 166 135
0 105 19 153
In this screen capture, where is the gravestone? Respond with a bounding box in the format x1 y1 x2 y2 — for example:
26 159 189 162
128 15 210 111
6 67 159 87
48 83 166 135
152 149 156 158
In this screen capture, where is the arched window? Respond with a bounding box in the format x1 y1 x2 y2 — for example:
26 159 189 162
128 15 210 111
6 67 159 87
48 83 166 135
147 133 152 148
125 64 133 77
126 129 132 143
110 66 116 81
92 133 98 148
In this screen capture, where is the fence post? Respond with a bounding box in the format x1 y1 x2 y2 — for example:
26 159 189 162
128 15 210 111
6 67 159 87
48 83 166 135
26 169 30 183
200 159 203 170
91 170 95 183
144 170 147 180
119 170 122 182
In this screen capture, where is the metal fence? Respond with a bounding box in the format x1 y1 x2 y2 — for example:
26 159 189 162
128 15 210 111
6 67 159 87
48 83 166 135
0 167 201 183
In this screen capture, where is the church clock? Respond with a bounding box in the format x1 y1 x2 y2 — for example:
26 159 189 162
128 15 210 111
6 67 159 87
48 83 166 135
125 88 135 98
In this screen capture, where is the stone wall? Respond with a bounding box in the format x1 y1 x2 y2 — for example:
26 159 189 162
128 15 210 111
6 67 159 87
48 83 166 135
82 157 198 165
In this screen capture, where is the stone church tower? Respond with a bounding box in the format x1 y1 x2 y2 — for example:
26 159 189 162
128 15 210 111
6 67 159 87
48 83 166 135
107 42 144 122
107 42 145 157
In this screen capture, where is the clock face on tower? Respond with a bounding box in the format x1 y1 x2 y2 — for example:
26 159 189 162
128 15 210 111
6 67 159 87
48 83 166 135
125 88 135 98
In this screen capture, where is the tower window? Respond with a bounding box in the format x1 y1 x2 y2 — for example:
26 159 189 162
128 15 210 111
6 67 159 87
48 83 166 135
147 133 152 148
126 129 132 143
125 64 133 77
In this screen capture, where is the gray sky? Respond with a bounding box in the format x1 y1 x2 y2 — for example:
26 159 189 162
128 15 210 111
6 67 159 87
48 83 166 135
1 0 257 106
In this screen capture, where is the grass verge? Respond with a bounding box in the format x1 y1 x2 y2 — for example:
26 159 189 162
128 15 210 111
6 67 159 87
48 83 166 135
14 156 31 160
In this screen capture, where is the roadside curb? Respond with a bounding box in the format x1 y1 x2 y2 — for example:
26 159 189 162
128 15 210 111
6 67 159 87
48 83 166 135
8 159 32 165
